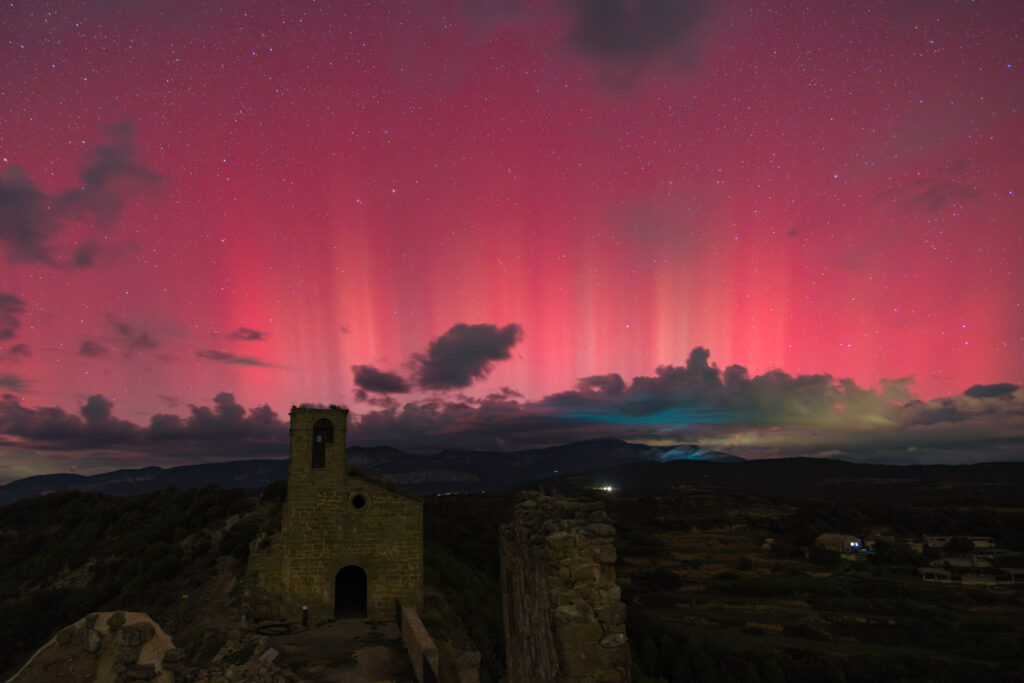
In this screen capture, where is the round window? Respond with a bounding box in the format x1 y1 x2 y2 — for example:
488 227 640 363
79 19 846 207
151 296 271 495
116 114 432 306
351 493 367 509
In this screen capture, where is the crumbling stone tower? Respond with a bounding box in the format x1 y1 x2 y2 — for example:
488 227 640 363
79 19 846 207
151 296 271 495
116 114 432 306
500 492 631 683
247 406 423 623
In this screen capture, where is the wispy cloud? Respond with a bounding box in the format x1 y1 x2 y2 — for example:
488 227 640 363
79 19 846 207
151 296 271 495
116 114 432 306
196 349 279 367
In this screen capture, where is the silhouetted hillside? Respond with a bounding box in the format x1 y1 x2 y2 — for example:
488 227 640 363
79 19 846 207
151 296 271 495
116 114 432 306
540 457 1024 505
0 439 741 506
0 485 276 678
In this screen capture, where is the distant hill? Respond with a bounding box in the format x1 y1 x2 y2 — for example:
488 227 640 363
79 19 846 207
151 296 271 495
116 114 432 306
536 457 1024 505
0 439 742 507
8 439 1024 508
0 460 288 508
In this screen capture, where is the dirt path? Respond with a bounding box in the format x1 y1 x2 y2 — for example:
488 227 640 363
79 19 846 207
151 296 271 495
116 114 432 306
263 619 414 683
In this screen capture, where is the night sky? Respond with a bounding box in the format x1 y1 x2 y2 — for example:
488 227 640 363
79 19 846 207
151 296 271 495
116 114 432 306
1 0 1022 480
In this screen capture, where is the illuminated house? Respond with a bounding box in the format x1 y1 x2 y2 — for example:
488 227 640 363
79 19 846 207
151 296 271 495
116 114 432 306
814 533 864 554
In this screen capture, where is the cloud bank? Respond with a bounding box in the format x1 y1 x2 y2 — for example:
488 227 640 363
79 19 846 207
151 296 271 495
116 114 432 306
2 348 1020 471
0 391 286 453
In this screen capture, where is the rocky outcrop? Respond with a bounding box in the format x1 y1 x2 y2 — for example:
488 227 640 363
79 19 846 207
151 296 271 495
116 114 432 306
8 611 178 683
8 612 304 683
500 492 631 683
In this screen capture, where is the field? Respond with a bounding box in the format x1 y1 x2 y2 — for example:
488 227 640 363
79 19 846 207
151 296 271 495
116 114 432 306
605 488 1024 683
424 478 1024 683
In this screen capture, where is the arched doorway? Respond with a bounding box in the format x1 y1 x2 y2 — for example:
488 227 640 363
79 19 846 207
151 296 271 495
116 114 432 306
334 565 367 618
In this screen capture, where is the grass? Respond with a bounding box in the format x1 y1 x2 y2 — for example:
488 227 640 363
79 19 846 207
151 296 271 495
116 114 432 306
610 489 1024 677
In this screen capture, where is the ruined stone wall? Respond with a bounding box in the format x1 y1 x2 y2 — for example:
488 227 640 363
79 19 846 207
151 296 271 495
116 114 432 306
244 533 284 618
500 492 631 683
247 407 423 624
401 605 439 683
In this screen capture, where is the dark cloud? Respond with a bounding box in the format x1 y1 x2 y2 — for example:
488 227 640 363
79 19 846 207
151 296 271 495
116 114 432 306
0 393 140 446
566 0 708 63
5 343 31 361
457 1 712 90
910 181 975 212
0 374 26 392
56 121 165 225
106 315 158 355
196 349 278 367
878 159 976 213
0 123 163 265
414 323 524 390
0 392 287 454
0 293 26 341
80 394 113 423
964 383 1020 399
353 391 400 410
73 244 98 267
349 348 1023 456
576 373 627 395
352 364 412 394
487 386 524 401
229 327 268 341
0 168 62 263
146 392 285 443
0 349 1020 463
79 340 111 358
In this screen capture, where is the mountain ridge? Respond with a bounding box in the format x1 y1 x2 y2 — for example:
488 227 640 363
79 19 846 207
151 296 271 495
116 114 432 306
0 439 738 506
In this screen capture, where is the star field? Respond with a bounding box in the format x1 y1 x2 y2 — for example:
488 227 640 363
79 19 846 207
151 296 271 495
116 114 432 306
0 0 1021 443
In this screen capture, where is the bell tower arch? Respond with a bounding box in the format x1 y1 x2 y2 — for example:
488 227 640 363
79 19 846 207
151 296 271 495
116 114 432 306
285 406 348 496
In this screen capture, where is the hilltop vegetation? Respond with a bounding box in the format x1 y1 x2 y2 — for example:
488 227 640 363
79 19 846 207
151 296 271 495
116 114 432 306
0 485 276 678
0 481 512 682
610 489 1024 683
4 461 1024 683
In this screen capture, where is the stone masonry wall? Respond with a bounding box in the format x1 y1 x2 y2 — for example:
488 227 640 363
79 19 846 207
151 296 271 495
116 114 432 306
247 407 423 624
500 492 631 683
245 533 284 618
279 474 423 623
401 605 439 683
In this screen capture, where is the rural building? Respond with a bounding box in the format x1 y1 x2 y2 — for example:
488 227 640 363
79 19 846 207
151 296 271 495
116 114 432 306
923 534 952 548
814 533 864 554
247 406 423 623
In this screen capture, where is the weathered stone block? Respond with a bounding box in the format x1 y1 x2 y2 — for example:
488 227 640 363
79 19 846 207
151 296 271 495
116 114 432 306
555 620 604 644
599 633 626 648
502 493 631 683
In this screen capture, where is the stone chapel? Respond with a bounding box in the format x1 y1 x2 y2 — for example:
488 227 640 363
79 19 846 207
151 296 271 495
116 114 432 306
246 406 423 623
